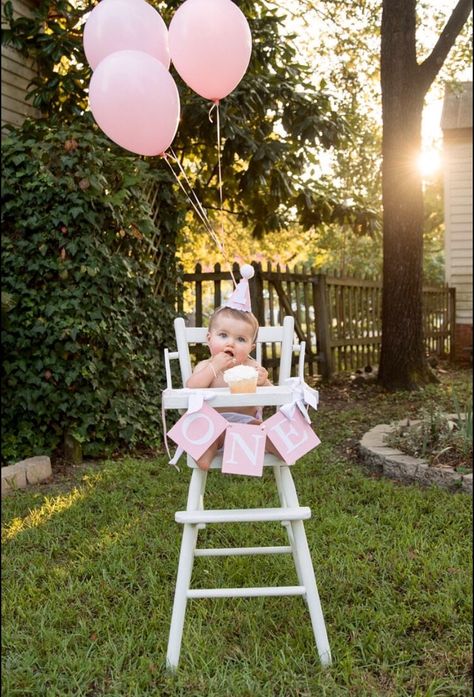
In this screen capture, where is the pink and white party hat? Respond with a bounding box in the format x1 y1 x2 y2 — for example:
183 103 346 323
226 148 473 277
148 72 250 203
223 264 254 313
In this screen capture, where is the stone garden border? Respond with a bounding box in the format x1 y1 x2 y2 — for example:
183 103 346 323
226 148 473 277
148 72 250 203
358 417 472 494
1 456 52 497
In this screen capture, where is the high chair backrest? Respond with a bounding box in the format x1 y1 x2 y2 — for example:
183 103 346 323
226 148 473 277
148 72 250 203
166 315 303 389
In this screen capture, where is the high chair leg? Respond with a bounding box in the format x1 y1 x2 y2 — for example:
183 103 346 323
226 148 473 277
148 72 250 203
166 468 206 671
279 466 332 666
166 523 198 671
289 518 332 665
273 465 305 589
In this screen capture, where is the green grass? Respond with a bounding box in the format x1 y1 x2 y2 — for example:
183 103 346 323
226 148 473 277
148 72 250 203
2 368 472 696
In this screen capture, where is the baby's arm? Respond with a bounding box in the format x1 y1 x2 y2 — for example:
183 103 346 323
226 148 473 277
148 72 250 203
186 359 216 388
186 352 237 388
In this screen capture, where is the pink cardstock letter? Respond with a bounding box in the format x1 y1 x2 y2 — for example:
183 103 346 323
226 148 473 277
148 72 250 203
167 402 228 462
265 409 321 465
222 423 267 477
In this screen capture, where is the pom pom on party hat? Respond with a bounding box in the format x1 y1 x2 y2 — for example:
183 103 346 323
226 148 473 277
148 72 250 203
223 264 254 312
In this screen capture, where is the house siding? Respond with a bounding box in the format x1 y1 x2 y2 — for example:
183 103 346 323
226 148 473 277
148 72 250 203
441 82 473 363
1 0 41 129
443 140 473 325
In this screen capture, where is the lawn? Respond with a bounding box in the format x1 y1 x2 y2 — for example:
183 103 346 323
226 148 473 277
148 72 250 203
2 367 472 696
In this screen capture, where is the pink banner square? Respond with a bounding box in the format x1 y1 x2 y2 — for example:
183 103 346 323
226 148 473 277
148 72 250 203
265 409 321 465
167 402 228 461
222 423 267 477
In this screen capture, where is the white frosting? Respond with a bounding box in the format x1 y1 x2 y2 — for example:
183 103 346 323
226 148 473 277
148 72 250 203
223 365 258 382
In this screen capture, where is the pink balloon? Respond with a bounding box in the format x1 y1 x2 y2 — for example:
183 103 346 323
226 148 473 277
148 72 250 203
83 0 170 70
88 50 180 156
169 0 252 101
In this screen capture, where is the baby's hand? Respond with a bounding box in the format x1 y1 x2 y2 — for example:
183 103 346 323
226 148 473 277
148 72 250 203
256 365 269 385
211 351 238 374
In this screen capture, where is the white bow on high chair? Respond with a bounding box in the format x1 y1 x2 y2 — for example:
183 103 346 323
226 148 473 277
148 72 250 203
280 377 319 423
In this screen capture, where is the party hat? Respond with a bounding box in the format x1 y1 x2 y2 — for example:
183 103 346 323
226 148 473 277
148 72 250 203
224 264 254 312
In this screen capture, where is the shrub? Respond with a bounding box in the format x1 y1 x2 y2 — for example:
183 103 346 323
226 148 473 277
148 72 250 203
1 118 180 464
386 399 473 472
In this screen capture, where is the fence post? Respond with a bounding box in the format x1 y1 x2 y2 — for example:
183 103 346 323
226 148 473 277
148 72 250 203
195 262 203 326
314 273 333 379
177 264 184 315
251 262 265 326
214 262 221 308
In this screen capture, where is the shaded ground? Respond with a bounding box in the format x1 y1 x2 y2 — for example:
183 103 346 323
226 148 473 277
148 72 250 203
314 363 472 474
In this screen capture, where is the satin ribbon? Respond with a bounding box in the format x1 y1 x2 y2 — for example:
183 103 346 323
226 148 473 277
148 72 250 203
279 377 319 424
162 390 218 469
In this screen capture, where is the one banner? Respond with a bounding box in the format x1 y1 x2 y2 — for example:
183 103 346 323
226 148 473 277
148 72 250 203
222 422 267 477
167 401 228 462
265 408 321 465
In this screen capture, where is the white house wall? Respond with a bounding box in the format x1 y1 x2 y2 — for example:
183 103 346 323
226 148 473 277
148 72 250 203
1 0 41 129
443 139 473 325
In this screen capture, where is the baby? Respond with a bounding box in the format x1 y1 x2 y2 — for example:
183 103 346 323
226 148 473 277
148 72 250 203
186 306 279 470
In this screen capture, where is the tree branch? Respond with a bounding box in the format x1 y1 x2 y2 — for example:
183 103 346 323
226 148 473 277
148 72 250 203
417 0 472 93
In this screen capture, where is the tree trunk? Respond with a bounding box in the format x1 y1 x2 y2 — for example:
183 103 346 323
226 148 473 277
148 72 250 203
378 0 472 390
378 0 435 390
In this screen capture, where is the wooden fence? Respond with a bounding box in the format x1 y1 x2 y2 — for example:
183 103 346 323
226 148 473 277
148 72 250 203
177 262 456 380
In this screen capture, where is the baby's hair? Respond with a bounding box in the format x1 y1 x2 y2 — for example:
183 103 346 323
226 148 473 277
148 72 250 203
209 306 259 343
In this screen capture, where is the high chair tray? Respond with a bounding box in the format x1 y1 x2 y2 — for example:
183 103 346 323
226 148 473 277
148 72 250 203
162 385 295 410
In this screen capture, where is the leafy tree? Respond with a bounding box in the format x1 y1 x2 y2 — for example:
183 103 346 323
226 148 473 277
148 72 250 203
378 0 472 389
179 213 383 279
1 0 378 244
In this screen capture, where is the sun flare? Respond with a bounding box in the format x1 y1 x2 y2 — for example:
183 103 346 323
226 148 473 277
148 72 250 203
417 149 441 177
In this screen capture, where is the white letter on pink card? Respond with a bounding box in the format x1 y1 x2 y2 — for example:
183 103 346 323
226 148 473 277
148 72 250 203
222 423 266 477
265 409 321 465
167 402 228 462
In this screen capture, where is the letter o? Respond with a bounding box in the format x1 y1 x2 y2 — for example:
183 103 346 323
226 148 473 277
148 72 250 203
182 412 215 446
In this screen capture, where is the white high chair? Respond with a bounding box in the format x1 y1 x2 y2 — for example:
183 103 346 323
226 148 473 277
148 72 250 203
162 316 331 670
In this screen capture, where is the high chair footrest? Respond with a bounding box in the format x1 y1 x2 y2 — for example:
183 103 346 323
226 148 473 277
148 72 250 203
187 585 306 599
175 506 311 524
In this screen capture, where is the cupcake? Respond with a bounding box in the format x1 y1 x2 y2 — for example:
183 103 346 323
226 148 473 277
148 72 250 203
223 365 258 394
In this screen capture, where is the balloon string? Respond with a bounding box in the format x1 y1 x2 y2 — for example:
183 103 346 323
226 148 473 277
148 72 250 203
164 150 237 288
208 102 217 122
216 102 224 216
167 148 217 242
168 150 227 258
163 152 216 243
210 101 237 288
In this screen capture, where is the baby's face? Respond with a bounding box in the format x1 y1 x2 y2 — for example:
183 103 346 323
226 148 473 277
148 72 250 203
207 315 255 364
